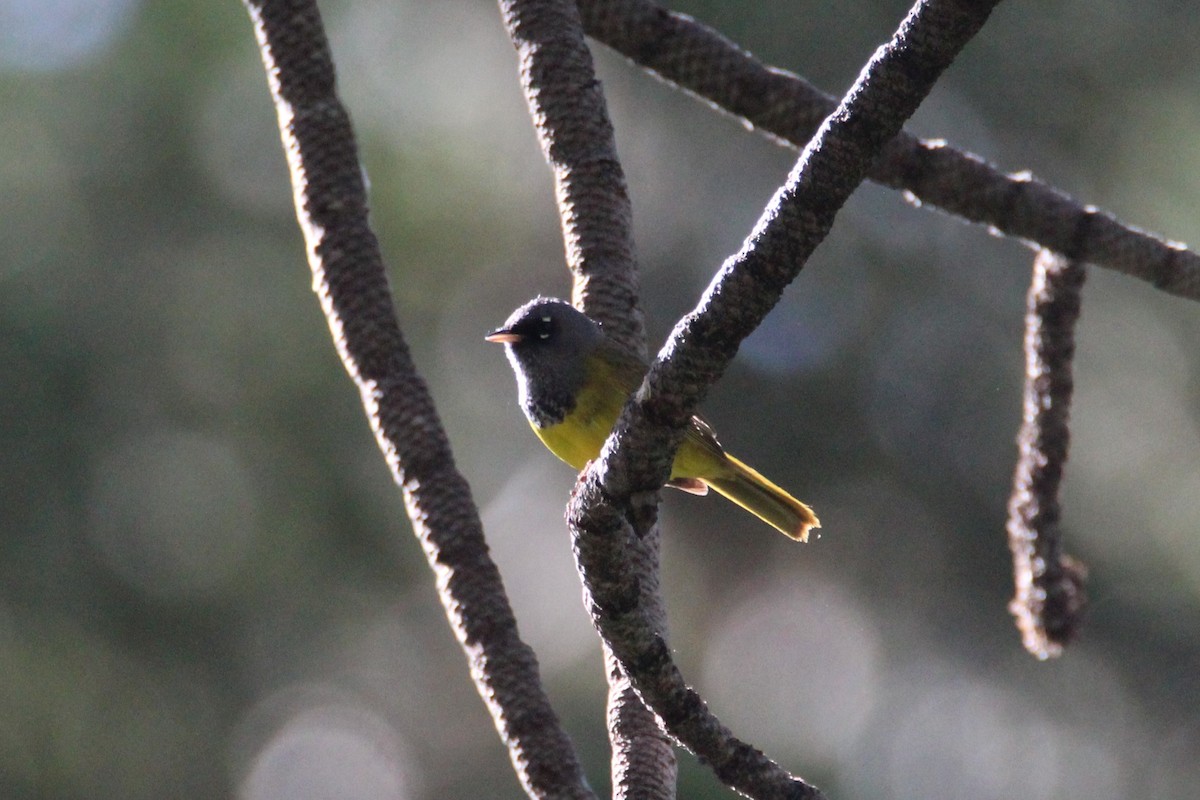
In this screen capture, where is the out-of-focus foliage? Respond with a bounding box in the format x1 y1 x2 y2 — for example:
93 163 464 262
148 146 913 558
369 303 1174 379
2 0 1199 798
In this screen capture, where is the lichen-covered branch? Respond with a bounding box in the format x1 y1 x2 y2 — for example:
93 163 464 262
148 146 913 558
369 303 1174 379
495 1 675 796
569 1 1002 797
498 0 645 351
577 0 1200 302
243 2 593 796
1007 250 1089 659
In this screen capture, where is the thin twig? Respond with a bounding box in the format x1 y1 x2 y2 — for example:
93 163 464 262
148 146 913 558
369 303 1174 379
1008 250 1089 659
496 0 676 795
570 1 1002 796
243 2 593 797
577 0 1200 302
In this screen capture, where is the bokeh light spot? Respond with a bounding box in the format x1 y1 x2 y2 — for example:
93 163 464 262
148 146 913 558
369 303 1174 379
194 56 295 217
703 575 882 764
881 675 1124 800
85 429 261 601
480 459 599 673
0 0 139 72
239 698 416 800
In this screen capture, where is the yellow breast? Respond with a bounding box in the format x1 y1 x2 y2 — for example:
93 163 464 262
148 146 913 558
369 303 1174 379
530 356 726 481
530 360 625 471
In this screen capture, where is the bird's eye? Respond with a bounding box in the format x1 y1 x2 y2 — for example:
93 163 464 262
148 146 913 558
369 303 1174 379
537 315 553 339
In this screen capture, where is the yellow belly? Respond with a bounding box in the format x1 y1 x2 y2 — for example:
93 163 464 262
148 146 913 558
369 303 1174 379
530 366 724 481
526 357 818 540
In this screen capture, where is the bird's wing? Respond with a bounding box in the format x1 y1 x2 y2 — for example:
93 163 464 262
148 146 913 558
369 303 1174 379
594 340 650 393
597 339 728 475
601 340 727 441
687 414 723 450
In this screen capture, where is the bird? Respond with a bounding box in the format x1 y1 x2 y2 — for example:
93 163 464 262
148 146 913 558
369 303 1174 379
486 297 819 541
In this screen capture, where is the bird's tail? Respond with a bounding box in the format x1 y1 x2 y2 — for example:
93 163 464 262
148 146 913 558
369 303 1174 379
705 454 820 542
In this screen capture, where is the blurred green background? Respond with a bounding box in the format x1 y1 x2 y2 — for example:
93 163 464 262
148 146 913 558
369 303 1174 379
3 0 1200 797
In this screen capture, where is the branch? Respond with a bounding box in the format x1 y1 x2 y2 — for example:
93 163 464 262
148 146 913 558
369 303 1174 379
570 1 1002 796
577 0 1200 302
603 540 676 800
1007 250 1089 659
496 1 676 796
242 2 593 797
498 0 645 351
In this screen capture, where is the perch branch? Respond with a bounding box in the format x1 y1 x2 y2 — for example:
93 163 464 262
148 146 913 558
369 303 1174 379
496 0 675 796
1007 250 1089 659
570 1 1001 797
243 1 593 797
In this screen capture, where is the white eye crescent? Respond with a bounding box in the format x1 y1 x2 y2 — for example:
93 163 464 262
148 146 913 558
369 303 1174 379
538 332 550 339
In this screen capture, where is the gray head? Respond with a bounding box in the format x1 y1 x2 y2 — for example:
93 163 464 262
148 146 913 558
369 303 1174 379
485 298 604 427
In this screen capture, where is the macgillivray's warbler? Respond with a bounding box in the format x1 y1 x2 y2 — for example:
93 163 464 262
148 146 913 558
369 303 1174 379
486 298 819 541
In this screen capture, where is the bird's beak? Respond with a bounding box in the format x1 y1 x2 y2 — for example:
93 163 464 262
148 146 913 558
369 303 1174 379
485 327 523 344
